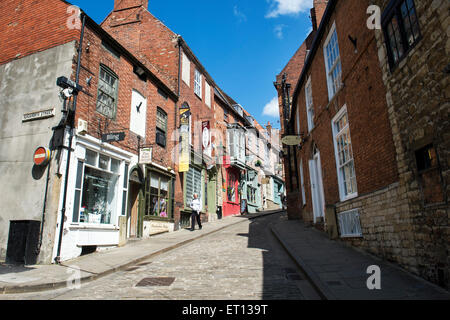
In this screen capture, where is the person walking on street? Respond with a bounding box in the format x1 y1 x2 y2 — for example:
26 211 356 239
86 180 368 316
189 193 202 231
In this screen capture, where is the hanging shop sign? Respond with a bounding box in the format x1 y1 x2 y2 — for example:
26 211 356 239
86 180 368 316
179 105 191 173
22 108 55 122
139 147 153 164
33 147 51 166
101 132 125 143
281 135 303 146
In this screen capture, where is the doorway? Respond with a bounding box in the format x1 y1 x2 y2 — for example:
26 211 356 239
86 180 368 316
309 148 325 223
128 181 141 238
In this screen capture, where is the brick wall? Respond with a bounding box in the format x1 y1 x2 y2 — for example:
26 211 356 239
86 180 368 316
0 0 80 64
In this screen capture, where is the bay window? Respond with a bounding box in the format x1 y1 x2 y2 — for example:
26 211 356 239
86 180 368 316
74 148 124 225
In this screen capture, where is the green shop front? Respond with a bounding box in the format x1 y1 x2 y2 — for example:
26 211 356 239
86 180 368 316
140 164 176 237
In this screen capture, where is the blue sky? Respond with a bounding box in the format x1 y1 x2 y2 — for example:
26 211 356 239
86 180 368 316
70 0 314 129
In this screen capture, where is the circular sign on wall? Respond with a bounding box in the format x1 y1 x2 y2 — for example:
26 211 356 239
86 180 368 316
33 147 51 166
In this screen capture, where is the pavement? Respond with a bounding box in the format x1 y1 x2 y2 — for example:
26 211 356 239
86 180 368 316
271 217 450 300
1 209 449 300
0 209 282 295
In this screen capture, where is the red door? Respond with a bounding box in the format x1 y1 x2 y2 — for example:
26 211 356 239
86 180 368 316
223 167 240 217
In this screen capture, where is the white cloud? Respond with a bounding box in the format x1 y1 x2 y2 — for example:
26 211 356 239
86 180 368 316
274 24 287 39
233 5 247 22
263 96 280 118
266 0 313 18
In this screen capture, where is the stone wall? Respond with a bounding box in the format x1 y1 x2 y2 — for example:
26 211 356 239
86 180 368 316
371 0 450 288
335 183 419 273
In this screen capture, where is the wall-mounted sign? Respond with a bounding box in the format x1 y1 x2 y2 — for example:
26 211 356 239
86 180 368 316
281 135 303 146
179 105 191 173
33 147 51 166
101 132 125 143
261 178 270 185
140 147 152 164
22 108 55 122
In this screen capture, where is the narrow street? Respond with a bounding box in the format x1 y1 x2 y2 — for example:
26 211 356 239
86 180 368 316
0 213 321 300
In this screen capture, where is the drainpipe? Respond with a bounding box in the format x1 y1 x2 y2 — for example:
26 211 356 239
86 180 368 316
54 13 86 264
36 156 51 257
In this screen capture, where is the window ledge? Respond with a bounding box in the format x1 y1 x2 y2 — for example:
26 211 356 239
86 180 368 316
69 223 120 231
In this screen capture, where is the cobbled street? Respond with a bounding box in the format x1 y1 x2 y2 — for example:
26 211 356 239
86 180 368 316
0 213 321 300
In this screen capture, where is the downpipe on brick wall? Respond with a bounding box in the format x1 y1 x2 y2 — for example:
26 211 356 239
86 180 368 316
54 13 86 264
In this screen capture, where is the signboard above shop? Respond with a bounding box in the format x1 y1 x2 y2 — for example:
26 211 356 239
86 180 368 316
139 147 152 164
101 132 125 143
281 135 303 146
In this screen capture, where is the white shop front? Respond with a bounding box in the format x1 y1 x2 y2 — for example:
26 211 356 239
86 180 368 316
53 134 136 261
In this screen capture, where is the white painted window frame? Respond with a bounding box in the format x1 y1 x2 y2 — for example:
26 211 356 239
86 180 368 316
305 76 314 132
299 159 306 206
337 209 363 238
205 81 211 108
182 52 190 86
194 69 202 98
323 22 342 101
332 105 358 202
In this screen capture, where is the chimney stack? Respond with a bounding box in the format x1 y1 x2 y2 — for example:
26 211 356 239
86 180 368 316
310 0 328 31
114 0 148 11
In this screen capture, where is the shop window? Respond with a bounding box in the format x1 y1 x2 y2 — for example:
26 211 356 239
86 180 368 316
227 171 238 203
247 186 257 204
415 144 445 204
97 65 119 119
156 107 167 148
77 149 121 225
382 0 421 69
145 171 172 218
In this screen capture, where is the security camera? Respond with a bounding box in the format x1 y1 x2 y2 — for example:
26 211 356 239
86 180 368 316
60 88 73 100
56 76 83 93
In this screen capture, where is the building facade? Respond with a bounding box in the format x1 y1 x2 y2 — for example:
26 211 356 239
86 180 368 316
277 0 449 289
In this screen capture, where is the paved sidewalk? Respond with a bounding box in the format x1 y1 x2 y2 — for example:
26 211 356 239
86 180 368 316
0 209 282 295
271 216 450 300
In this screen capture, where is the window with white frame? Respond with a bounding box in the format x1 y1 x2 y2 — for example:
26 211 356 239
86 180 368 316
296 107 300 134
194 69 202 98
205 81 211 107
182 52 190 86
305 77 314 132
332 107 357 200
299 159 306 205
324 23 342 100
337 209 362 237
73 149 123 225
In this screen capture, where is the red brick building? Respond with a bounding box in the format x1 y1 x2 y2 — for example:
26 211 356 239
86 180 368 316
101 0 256 222
0 0 180 262
277 0 449 289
